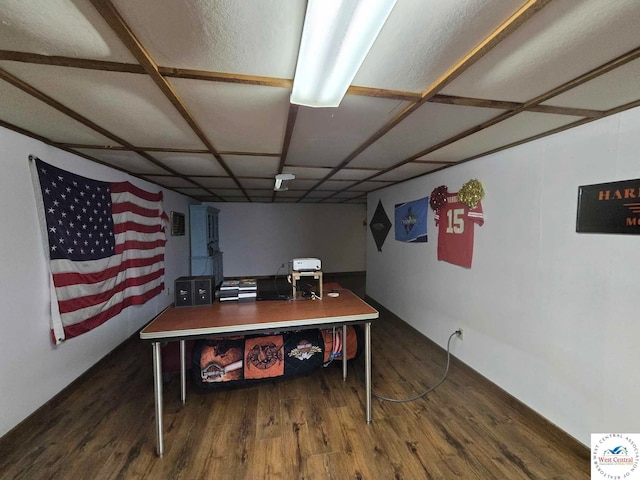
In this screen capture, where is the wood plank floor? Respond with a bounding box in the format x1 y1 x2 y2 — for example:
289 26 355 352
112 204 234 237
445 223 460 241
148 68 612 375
0 274 589 479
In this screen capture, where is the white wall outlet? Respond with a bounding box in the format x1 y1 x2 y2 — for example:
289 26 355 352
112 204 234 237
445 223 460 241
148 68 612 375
457 328 463 340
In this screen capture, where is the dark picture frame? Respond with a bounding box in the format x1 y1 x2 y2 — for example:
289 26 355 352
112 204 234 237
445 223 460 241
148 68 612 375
170 211 186 236
576 179 640 234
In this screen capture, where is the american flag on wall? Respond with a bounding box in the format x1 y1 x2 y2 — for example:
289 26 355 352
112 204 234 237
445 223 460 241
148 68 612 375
31 157 167 344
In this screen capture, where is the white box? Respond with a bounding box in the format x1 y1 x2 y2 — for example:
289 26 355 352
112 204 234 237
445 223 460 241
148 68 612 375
292 258 321 272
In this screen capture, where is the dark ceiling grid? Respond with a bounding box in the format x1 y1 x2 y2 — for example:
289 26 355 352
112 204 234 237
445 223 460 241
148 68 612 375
0 1 638 204
89 0 251 201
317 35 640 203
295 0 554 202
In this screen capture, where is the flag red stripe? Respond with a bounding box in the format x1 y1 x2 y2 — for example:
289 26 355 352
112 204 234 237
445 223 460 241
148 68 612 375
57 269 165 313
111 181 163 202
112 201 160 218
115 239 166 254
58 284 164 340
53 254 165 287
113 221 163 234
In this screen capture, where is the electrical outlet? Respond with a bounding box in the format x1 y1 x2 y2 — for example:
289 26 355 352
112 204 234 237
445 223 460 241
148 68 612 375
456 328 463 340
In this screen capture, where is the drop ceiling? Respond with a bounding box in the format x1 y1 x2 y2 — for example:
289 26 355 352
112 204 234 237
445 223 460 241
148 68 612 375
1 0 639 204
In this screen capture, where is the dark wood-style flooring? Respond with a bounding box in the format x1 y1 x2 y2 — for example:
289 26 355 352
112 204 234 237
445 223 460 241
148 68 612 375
0 273 589 479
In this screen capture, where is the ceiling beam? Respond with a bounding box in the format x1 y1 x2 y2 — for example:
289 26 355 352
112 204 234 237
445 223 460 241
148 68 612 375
88 0 250 201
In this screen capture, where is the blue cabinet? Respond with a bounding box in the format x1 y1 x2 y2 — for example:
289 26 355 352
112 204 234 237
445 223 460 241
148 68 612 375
189 205 223 285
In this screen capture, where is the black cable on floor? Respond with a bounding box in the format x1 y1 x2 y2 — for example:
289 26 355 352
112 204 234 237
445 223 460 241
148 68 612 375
355 330 459 403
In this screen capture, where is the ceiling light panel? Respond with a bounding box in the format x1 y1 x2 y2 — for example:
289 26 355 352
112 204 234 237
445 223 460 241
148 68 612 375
442 0 640 102
1 63 206 149
112 0 305 77
0 79 120 146
287 95 410 167
0 0 136 62
354 0 524 92
349 102 508 169
291 0 398 107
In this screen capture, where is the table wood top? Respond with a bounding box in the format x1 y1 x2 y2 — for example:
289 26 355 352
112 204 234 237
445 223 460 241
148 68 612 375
140 289 378 341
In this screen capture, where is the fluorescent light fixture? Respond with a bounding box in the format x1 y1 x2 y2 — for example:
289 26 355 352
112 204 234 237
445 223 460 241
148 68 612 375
291 0 397 108
274 173 295 191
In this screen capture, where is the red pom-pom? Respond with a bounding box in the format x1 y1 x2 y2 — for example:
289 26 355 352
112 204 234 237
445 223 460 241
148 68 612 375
430 185 448 212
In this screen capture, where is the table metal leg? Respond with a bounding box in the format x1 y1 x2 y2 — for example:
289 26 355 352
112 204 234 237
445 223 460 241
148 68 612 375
152 342 164 457
365 322 372 423
342 325 348 381
180 340 186 404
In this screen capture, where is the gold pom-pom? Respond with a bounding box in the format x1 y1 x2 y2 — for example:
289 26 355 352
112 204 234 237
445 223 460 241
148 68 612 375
458 179 484 208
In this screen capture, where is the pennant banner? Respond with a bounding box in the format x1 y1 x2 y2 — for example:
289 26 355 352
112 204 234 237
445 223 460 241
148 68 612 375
369 200 392 252
394 196 428 243
31 157 167 344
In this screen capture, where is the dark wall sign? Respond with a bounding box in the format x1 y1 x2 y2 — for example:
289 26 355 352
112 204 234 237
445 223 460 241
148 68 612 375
576 179 640 234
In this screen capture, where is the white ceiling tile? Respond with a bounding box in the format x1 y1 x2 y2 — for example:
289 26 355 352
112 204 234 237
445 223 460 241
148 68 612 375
442 0 640 102
239 178 278 189
356 0 523 92
0 0 136 62
174 188 210 197
0 63 206 149
112 0 304 78
148 152 227 176
0 78 120 146
375 162 443 182
354 181 394 192
141 176 195 188
331 169 378 181
287 95 411 168
282 166 333 180
418 112 583 162
273 190 304 198
196 177 238 189
316 180 357 190
280 179 323 190
332 191 366 199
73 148 168 175
541 58 640 111
170 79 290 153
221 155 280 177
350 103 508 169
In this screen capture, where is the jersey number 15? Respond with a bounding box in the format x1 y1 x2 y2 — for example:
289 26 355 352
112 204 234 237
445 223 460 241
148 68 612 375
446 208 465 234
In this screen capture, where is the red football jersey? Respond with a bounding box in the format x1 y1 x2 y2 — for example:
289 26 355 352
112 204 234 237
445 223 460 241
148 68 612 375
434 194 484 268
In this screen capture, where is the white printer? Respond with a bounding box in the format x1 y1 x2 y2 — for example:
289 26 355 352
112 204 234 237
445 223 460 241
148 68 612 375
291 258 321 272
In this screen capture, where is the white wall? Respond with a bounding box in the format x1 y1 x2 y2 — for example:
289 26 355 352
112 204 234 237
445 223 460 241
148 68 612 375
0 127 194 437
209 202 367 277
367 106 640 446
